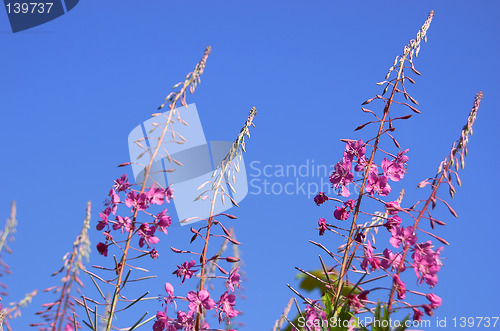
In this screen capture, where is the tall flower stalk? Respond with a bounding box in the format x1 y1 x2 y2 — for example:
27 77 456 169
0 202 38 331
31 201 91 331
152 107 256 330
284 10 484 330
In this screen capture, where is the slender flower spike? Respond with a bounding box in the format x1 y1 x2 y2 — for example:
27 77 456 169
173 260 199 284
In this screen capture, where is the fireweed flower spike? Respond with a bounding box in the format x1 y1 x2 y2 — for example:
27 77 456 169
81 46 211 331
286 11 483 329
32 202 91 331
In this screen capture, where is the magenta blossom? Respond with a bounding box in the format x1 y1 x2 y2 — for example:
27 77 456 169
366 169 391 196
426 293 442 308
412 241 443 287
173 260 198 284
314 192 328 206
113 174 130 193
148 183 166 205
138 223 159 248
390 225 417 248
318 218 327 236
113 215 133 233
187 289 215 314
412 308 424 321
226 267 241 292
216 291 238 323
329 160 354 197
381 248 406 272
154 209 171 234
392 274 406 299
360 241 381 272
96 242 108 257
107 189 120 214
384 215 402 231
125 191 149 212
97 207 111 231
153 308 177 331
334 206 350 220
305 301 327 331
384 201 400 215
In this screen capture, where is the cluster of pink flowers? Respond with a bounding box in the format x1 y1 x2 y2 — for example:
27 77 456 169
313 139 444 321
96 174 173 258
153 267 241 330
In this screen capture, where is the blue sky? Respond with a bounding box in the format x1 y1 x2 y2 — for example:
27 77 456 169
1 1 499 330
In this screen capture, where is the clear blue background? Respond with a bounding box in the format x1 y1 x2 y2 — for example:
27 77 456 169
1 1 499 330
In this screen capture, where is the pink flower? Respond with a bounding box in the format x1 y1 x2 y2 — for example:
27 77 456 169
216 291 238 323
384 201 400 215
381 248 406 272
314 192 328 206
366 170 391 196
382 149 408 182
187 289 215 314
107 189 120 214
165 186 174 204
175 311 195 330
329 160 354 197
173 260 198 284
152 308 177 331
390 226 417 248
97 242 108 257
113 174 130 193
345 199 356 209
384 215 402 231
422 304 434 316
412 241 443 287
97 207 111 231
334 206 350 220
412 308 424 321
360 241 381 271
392 274 406 299
148 183 166 205
154 210 171 234
305 301 327 331
226 267 241 292
138 223 159 248
426 293 442 308
113 215 133 233
125 191 149 212
318 218 327 236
